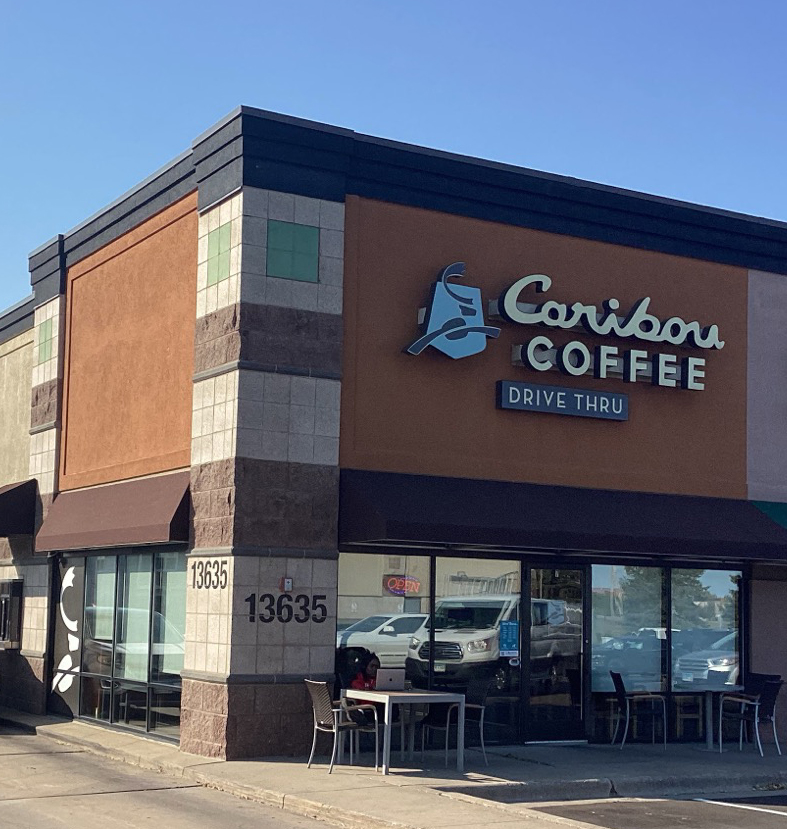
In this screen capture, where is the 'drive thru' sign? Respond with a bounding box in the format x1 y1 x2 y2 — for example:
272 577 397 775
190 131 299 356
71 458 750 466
497 380 628 421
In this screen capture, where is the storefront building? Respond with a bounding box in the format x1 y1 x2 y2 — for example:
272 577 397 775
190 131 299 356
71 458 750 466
2 107 787 758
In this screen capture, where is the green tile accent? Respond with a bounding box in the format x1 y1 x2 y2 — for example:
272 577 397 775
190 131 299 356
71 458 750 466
219 223 231 254
207 257 219 286
205 221 233 287
207 229 220 259
37 319 53 365
218 250 231 280
267 220 318 282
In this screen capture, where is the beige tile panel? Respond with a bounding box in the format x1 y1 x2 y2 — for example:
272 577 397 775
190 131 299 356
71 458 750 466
0 330 33 486
235 371 340 466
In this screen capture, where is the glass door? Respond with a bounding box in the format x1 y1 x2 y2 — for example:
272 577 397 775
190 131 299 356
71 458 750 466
527 567 584 741
432 557 522 744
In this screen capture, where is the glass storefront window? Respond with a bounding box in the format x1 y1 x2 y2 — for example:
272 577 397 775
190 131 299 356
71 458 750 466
82 556 116 677
671 568 741 691
114 554 153 682
151 552 186 684
78 550 186 739
431 557 521 743
336 553 429 679
529 568 583 740
591 565 666 692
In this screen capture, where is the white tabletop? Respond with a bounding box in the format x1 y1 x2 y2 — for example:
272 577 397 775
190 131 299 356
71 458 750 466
342 687 466 774
343 688 465 704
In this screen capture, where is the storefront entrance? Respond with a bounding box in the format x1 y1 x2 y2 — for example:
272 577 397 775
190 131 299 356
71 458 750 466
337 552 745 746
337 554 588 744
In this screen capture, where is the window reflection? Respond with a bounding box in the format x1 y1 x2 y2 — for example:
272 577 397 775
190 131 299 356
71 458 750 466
78 550 186 739
672 569 740 691
591 565 666 692
336 554 430 686
114 554 152 681
82 556 116 676
151 553 186 685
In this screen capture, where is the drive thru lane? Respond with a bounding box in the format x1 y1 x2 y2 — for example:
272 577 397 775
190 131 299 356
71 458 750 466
533 794 787 828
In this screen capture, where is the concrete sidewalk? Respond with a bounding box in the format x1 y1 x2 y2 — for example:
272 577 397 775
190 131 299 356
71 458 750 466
4 708 787 829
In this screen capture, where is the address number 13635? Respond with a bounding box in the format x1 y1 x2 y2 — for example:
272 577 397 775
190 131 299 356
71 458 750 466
245 593 327 624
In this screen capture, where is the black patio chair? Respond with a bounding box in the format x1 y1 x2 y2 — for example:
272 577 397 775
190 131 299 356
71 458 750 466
420 677 491 766
609 671 666 750
305 680 379 773
719 679 783 756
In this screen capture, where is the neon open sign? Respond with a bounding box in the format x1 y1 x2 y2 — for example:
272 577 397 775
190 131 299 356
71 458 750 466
383 575 422 595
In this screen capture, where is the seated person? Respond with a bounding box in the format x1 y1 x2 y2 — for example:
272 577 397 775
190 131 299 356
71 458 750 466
351 652 380 690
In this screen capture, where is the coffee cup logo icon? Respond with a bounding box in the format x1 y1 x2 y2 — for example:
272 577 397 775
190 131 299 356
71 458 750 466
406 262 500 360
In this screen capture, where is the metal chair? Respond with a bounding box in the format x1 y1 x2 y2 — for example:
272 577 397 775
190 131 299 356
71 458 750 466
420 677 490 766
719 679 783 756
609 671 666 750
305 680 379 773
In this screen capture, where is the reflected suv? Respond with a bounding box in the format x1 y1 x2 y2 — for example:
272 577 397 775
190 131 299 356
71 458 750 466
675 631 738 687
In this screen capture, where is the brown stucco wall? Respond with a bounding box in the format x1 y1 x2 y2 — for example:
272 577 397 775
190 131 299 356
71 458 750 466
59 193 197 490
0 330 33 487
341 197 748 497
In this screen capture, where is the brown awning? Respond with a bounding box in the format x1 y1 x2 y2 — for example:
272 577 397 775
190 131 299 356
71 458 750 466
0 480 37 536
340 469 787 564
36 471 190 552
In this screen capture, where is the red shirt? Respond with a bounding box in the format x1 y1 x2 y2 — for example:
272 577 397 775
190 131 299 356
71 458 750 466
350 672 376 690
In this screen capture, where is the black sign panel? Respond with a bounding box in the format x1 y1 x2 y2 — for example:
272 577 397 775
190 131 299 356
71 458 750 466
497 380 628 421
49 557 85 717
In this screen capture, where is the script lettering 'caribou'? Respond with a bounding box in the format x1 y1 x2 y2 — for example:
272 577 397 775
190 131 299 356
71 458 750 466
499 274 725 350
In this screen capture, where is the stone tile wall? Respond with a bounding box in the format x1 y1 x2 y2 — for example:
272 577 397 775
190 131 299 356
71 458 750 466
184 185 344 759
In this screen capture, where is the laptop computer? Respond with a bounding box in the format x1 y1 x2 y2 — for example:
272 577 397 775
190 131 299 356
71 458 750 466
376 668 406 691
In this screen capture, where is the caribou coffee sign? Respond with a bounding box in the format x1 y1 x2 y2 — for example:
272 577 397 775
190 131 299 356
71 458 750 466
406 263 724 421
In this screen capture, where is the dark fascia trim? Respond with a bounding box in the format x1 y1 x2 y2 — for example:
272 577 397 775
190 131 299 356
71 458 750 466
25 152 196 282
62 152 195 269
235 107 787 273
24 106 787 292
28 235 65 305
0 294 35 347
347 134 787 274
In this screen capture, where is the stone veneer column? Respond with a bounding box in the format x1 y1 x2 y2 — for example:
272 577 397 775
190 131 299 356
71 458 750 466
0 294 66 713
181 188 343 758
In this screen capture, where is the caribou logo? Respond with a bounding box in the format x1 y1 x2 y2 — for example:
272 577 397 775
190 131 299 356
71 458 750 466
405 262 500 360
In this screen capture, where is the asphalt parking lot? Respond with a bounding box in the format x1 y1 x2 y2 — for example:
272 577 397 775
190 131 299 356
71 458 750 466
533 793 787 828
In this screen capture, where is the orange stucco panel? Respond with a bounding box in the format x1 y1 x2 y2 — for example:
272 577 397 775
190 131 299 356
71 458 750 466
341 196 748 498
59 193 197 490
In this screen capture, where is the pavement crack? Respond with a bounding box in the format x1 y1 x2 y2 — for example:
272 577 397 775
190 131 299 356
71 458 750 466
0 784 201 804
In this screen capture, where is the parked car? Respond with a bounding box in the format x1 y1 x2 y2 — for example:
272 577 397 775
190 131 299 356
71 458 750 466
674 630 738 688
335 612 428 667
591 634 664 687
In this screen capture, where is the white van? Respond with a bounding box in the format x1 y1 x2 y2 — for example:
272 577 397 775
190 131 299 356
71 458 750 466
405 594 575 689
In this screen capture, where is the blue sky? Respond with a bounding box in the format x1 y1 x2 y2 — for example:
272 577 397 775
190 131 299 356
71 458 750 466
2 1 786 312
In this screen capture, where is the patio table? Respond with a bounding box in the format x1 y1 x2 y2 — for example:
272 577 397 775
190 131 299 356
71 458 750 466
343 688 465 775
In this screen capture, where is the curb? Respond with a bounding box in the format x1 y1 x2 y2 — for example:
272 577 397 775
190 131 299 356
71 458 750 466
7 715 424 829
8 710 787 826
439 778 613 803
610 771 787 799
